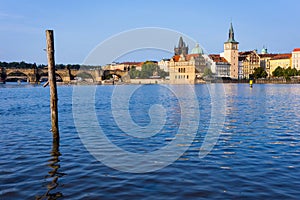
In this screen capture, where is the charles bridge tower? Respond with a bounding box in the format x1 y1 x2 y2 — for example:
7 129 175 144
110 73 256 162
174 36 189 56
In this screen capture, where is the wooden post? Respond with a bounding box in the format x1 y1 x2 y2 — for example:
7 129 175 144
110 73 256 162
46 30 59 138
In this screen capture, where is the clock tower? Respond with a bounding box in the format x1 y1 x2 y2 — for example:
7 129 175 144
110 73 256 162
224 23 239 79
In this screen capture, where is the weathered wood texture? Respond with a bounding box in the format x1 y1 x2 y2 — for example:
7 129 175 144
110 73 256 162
46 30 59 138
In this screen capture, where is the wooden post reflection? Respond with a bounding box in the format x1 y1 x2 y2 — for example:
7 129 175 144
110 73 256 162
37 137 64 200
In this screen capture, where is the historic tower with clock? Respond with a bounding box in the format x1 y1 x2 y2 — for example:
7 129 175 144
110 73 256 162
224 23 239 79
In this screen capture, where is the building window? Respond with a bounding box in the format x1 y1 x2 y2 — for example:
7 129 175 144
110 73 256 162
187 75 189 79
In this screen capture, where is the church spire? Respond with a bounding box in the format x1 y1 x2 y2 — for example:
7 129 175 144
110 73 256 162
178 36 184 47
227 22 237 43
174 36 188 55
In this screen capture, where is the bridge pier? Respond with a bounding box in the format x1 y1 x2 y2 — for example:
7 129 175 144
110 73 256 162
121 74 131 83
56 68 71 84
95 70 103 84
62 76 71 83
28 74 38 83
63 68 71 83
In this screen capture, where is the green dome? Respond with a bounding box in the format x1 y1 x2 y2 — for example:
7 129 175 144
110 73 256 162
191 43 204 54
261 47 268 54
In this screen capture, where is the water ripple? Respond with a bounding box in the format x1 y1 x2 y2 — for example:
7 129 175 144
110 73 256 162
1 84 300 199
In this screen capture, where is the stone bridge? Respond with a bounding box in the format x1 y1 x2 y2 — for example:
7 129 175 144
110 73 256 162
5 68 39 83
2 67 130 84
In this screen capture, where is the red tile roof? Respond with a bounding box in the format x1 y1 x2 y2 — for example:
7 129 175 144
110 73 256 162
172 55 180 62
270 53 292 60
258 53 278 58
185 54 200 61
293 48 300 52
121 62 144 66
172 54 201 62
209 54 229 63
239 51 254 56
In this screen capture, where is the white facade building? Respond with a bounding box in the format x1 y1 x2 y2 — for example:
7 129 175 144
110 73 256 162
209 54 231 78
158 59 170 72
292 48 300 70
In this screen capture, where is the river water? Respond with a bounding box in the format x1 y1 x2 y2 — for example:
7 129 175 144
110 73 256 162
0 83 300 199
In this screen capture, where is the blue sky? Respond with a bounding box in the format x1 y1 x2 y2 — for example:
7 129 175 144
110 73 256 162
0 0 299 64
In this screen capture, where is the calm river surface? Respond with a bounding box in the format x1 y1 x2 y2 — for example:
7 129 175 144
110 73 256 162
1 83 300 199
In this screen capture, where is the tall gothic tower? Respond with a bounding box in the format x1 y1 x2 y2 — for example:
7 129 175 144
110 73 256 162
174 36 189 56
224 23 239 79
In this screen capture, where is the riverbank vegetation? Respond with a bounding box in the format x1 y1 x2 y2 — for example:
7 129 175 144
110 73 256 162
129 61 168 79
252 66 300 80
272 66 300 79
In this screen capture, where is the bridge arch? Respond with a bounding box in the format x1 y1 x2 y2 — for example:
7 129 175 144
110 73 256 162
38 71 48 82
75 71 95 83
103 70 130 82
55 70 71 83
6 69 33 76
55 73 63 82
6 71 29 82
37 71 63 82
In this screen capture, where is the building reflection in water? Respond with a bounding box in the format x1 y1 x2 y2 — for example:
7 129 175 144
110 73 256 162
37 138 65 200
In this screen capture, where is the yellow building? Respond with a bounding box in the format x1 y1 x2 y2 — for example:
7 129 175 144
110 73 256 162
269 54 292 75
239 50 260 79
169 53 206 84
169 40 206 84
258 53 278 77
